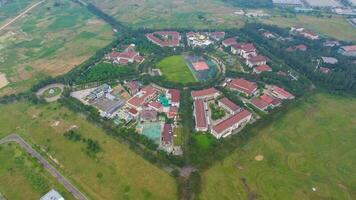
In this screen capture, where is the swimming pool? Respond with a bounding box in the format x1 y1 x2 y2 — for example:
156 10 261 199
158 95 170 107
139 122 162 144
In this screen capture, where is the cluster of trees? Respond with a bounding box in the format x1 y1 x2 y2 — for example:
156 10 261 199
222 0 273 8
63 130 101 157
240 24 356 95
209 103 226 120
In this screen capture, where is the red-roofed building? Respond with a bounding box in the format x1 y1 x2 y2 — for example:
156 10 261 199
191 88 220 100
222 38 238 47
161 123 173 146
192 61 209 71
260 94 281 107
127 108 139 118
339 45 356 57
211 109 252 139
126 81 139 95
167 89 180 107
168 106 179 119
270 86 294 100
210 31 225 41
231 43 257 58
148 101 163 112
253 65 272 74
246 55 267 67
319 67 331 74
227 78 258 97
251 97 270 111
146 31 180 47
194 100 208 132
218 97 241 114
106 44 144 65
301 30 319 40
295 44 307 51
127 86 159 110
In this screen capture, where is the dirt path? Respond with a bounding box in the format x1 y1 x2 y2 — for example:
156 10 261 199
0 73 9 89
0 0 45 32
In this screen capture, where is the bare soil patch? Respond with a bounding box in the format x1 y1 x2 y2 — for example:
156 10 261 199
255 155 264 161
0 73 9 89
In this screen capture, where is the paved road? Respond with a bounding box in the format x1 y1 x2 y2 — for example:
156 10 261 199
0 134 88 200
0 0 45 32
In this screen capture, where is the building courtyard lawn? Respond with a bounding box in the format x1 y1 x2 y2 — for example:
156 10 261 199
156 55 197 84
0 102 178 200
0 144 74 200
200 93 356 200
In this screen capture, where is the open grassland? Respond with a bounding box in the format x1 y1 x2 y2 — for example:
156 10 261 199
156 55 197 84
260 15 356 41
200 93 356 200
0 0 114 96
0 144 74 200
88 0 246 29
0 0 31 24
0 102 177 200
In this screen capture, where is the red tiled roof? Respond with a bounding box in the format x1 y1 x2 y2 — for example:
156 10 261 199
219 97 241 113
146 31 180 47
254 65 272 73
228 79 257 96
194 100 207 129
108 52 121 58
341 45 356 52
191 88 219 98
193 61 209 71
272 86 294 99
247 55 267 63
251 98 269 110
168 89 180 103
260 94 274 104
126 81 139 92
295 44 307 51
212 109 251 135
118 51 138 59
118 59 129 65
231 42 245 50
127 86 157 108
241 43 256 52
128 108 138 116
149 101 162 110
222 38 238 46
162 123 172 143
319 67 331 74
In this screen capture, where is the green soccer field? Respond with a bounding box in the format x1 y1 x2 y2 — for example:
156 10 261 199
200 93 356 200
156 55 197 84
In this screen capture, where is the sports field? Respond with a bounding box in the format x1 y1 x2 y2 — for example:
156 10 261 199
88 0 245 29
0 0 114 96
260 15 356 41
0 144 74 200
156 55 197 84
200 93 356 200
0 102 178 200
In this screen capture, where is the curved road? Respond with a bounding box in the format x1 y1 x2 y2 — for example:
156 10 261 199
0 134 88 200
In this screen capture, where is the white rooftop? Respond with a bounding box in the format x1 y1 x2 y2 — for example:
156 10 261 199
40 189 64 200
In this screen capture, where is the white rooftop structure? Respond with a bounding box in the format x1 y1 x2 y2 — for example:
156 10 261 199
40 189 64 200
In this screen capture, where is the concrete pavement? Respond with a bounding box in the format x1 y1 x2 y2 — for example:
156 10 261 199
0 134 88 200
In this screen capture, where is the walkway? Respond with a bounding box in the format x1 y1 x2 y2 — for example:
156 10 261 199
0 134 88 200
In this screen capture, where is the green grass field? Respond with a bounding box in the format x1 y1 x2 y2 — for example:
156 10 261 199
0 144 74 200
0 102 178 200
0 0 114 96
260 15 356 41
156 55 197 84
88 0 245 29
200 93 356 200
0 0 31 24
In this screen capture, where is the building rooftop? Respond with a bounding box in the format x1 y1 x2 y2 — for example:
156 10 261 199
168 89 180 104
212 110 251 135
194 100 207 129
40 189 64 200
219 97 241 113
191 88 219 98
228 78 258 96
254 65 272 73
162 123 173 143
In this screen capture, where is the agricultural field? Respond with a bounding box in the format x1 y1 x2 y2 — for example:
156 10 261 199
200 93 356 200
0 144 74 200
0 0 31 24
0 0 114 96
0 102 178 200
88 0 246 29
156 55 197 84
260 15 356 41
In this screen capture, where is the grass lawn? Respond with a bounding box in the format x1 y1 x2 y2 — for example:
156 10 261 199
156 55 197 84
260 15 356 41
173 127 184 146
88 0 245 29
200 93 356 200
0 0 31 24
0 144 74 200
0 0 114 96
0 102 178 200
